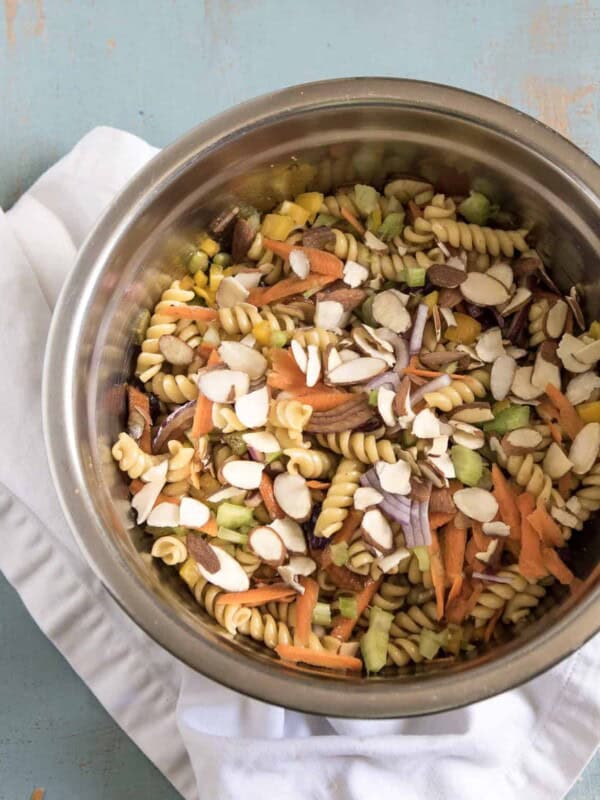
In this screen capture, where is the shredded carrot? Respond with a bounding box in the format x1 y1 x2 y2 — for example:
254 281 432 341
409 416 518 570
215 585 298 607
200 514 218 537
429 528 446 620
491 464 521 540
545 384 584 440
262 238 344 278
517 492 547 580
442 523 467 584
330 579 382 641
483 608 503 643
248 273 336 306
471 521 489 553
259 471 285 519
527 503 566 548
294 577 319 647
127 384 152 453
446 579 482 624
198 342 217 360
306 480 331 489
465 536 482 567
537 399 560 423
558 471 575 500
446 574 464 607
464 582 484 616
275 643 363 672
293 391 352 411
267 348 306 389
548 422 563 445
429 511 455 530
162 305 218 321
541 546 575 585
403 356 473 382
340 207 366 236
129 479 144 494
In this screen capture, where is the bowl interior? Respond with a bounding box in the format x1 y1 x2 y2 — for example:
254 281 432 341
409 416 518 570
47 80 600 717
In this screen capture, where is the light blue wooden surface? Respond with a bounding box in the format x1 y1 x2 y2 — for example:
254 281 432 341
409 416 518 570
1 1 599 798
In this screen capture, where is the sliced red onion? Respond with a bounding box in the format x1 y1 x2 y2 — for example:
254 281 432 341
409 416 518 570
246 446 264 462
366 372 401 391
376 329 409 372
152 399 196 454
361 470 412 525
409 501 423 547
409 303 429 355
410 374 452 405
472 572 514 584
419 497 432 547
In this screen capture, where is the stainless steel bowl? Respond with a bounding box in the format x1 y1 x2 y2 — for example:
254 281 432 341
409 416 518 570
43 78 600 717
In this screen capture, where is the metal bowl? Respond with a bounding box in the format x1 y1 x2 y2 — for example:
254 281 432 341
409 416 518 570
43 78 600 718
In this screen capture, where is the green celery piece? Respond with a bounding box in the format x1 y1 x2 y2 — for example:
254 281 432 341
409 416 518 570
354 184 380 215
270 330 287 348
450 445 483 487
217 527 248 545
216 502 255 530
312 602 332 626
459 191 493 225
377 211 405 242
265 450 283 465
412 546 430 572
330 542 349 567
419 628 442 660
368 389 379 407
223 432 248 456
338 594 358 618
313 213 338 227
483 405 530 435
360 606 393 673
406 266 426 287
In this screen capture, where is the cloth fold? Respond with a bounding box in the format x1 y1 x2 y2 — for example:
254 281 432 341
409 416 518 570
1 126 599 800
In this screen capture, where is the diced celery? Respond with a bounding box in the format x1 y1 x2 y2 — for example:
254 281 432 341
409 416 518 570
354 184 380 215
265 450 283 464
483 405 530 435
216 502 255 530
270 330 288 348
313 213 338 227
360 606 393 673
330 542 349 567
368 389 379 407
295 191 325 218
358 295 377 327
179 558 200 590
419 628 442 660
223 432 247 456
312 602 332 626
338 594 357 618
279 200 310 227
366 206 382 233
458 191 493 226
261 213 295 241
145 525 187 538
492 399 511 415
377 211 405 242
412 546 430 572
406 266 426 287
217 526 249 545
213 252 232 267
450 445 483 487
478 466 493 490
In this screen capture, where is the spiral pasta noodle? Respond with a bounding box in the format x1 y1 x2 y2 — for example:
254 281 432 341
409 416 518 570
194 581 252 636
151 372 199 405
528 299 549 347
315 432 396 465
268 399 313 442
163 440 194 497
314 458 365 538
430 219 529 258
292 328 339 350
284 448 334 479
212 403 246 434
423 373 488 412
151 535 187 566
111 432 158 479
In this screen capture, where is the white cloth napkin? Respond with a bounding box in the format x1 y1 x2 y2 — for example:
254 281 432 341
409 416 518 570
1 126 600 800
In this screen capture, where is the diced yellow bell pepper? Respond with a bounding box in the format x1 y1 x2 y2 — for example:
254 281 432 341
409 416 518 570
194 270 208 289
179 275 195 291
588 321 600 340
179 558 200 590
261 213 295 241
196 288 217 308
209 264 224 291
252 321 273 346
279 200 310 228
577 401 600 423
295 191 324 220
198 236 220 257
422 291 439 312
492 399 512 415
445 313 482 345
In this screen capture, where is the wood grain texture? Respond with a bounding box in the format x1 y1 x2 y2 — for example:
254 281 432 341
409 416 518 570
0 0 599 798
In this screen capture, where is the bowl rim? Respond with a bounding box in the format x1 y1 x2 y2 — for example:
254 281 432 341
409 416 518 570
43 77 600 718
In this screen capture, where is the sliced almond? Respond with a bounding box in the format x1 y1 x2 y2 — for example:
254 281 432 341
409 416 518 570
376 547 411 574
288 555 317 575
361 508 394 553
450 403 494 423
482 521 511 537
273 473 312 521
132 479 166 524
568 422 600 475
475 327 505 363
475 539 498 564
511 366 544 400
343 260 369 287
545 299 568 339
377 386 397 427
451 421 485 450
338 349 360 363
439 306 457 329
501 428 543 454
206 486 246 503
234 270 263 291
420 350 469 371
557 334 590 374
499 287 532 317
412 408 444 438
375 460 411 495
320 286 368 312
419 460 447 488
216 276 249 308
573 339 600 366
427 264 468 288
158 335 195 366
566 372 600 405
394 376 412 418
289 249 310 280
428 452 456 480
454 487 498 523
305 344 321 388
248 526 287 566
566 286 585 330
372 290 412 333
352 328 395 367
505 346 528 360
242 430 281 453
235 386 269 428
490 354 517 401
325 346 343 374
364 231 388 252
543 442 573 480
428 435 450 456
327 357 387 385
147 502 180 528
551 506 580 528
531 348 561 391
487 263 514 289
179 497 211 529
438 287 464 308
141 460 169 484
269 517 307 554
460 272 510 307
187 534 220 574
432 304 442 343
354 486 383 510
198 369 250 403
196 543 250 591
315 300 346 330
362 325 396 353
291 340 308 373
221 460 265 489
218 341 267 380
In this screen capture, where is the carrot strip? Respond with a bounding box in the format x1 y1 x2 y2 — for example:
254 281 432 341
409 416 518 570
545 384 584 440
446 574 464 607
200 514 218 537
558 471 574 500
306 480 331 489
127 385 152 453
471 521 489 553
162 305 218 321
548 422 563 445
340 207 366 236
465 536 481 567
517 492 547 581
429 511 455 530
262 238 344 278
259 471 285 519
129 479 144 494
191 349 221 437
402 357 473 382
294 577 319 647
215 585 298 607
293 391 353 411
537 399 560 423
442 523 467 584
330 578 382 642
31 791 45 800
541 547 575 585
527 503 566 548
446 579 482 624
491 464 521 540
429 528 446 620
483 608 503 643
248 274 336 306
275 643 362 672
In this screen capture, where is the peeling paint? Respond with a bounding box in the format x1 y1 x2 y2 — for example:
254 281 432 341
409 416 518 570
521 76 597 138
34 0 44 37
529 0 598 54
4 0 18 45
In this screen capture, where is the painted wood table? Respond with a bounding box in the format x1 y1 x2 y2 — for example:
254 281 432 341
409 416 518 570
1 1 599 798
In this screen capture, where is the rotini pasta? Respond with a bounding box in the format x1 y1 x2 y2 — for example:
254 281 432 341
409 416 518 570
151 372 199 405
424 373 488 412
430 219 529 257
314 458 364 538
315 432 396 464
284 447 334 479
112 432 159 479
268 399 313 442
